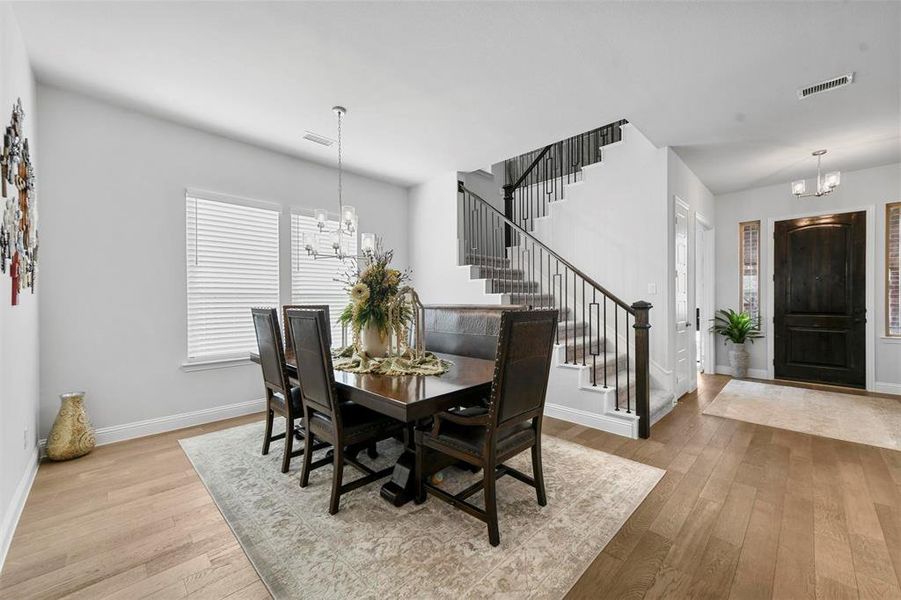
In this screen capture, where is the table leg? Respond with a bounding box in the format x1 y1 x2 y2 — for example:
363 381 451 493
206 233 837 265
380 425 460 506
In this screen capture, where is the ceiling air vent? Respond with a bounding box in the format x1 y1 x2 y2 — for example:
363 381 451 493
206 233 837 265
797 72 854 99
302 131 334 146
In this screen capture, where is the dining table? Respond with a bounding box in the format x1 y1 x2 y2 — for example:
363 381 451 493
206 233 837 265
250 347 494 506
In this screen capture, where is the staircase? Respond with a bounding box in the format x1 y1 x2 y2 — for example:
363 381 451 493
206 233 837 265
457 122 674 438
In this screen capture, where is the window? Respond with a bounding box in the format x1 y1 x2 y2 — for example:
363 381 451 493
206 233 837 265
291 212 357 346
739 220 760 325
888 202 901 337
186 193 280 361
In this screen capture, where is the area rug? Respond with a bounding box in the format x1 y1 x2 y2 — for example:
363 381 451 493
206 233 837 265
704 379 901 451
179 422 663 599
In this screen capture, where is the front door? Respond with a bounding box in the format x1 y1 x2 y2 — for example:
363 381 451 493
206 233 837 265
774 211 866 387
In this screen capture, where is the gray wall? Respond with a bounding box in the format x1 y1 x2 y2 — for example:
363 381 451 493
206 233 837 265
0 1 38 568
714 161 901 391
36 84 410 435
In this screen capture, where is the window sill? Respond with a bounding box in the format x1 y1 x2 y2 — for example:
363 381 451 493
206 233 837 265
180 356 254 372
879 336 901 345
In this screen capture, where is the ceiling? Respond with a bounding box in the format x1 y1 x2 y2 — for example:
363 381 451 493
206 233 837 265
11 1 901 194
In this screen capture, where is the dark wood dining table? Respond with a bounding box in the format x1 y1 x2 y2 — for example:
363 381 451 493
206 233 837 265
249 348 494 506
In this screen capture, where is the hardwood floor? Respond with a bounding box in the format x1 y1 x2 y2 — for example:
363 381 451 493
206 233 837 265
1 374 899 599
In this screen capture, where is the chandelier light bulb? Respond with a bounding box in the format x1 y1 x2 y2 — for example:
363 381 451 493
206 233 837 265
824 171 841 189
791 180 806 196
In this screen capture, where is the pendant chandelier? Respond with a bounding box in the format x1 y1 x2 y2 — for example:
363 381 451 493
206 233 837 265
303 106 376 260
791 149 841 198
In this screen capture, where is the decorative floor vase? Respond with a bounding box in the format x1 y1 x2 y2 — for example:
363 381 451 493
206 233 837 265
46 392 96 461
729 343 750 379
360 323 389 357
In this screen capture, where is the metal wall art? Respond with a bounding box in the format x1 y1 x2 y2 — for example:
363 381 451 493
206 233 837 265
0 98 38 305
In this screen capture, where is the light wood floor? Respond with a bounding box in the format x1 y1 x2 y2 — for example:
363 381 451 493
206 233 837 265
1 374 899 599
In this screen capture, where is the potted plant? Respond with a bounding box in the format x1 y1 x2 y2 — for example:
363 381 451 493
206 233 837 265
339 244 411 357
710 309 763 378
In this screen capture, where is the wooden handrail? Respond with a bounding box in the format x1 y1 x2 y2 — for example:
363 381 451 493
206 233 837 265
459 181 635 315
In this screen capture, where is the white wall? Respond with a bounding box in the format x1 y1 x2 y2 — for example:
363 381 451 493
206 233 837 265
408 171 502 304
525 124 671 381
36 85 410 437
714 161 901 392
0 1 39 570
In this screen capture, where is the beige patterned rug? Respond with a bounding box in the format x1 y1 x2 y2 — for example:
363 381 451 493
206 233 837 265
179 422 663 599
704 379 901 450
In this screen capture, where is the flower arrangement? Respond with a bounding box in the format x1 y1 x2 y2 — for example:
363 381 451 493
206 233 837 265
338 242 412 353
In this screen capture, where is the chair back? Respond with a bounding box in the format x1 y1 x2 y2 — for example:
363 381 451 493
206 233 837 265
252 307 289 394
488 310 558 430
286 308 340 422
283 304 331 352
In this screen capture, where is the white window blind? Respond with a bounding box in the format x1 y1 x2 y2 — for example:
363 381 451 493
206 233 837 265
888 202 900 337
291 212 357 346
186 194 280 361
739 220 761 325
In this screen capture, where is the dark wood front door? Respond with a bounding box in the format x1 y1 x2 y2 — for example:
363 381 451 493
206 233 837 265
774 211 866 387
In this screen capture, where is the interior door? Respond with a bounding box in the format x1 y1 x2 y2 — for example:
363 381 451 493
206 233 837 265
774 211 866 387
674 198 692 397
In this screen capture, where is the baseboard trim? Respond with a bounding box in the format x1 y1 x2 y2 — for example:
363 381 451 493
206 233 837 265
40 398 266 455
874 381 901 396
544 402 637 439
0 446 39 574
715 365 769 379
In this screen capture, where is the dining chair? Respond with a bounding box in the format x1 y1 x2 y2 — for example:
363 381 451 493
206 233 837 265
286 308 405 514
282 304 331 353
251 307 329 473
414 309 558 546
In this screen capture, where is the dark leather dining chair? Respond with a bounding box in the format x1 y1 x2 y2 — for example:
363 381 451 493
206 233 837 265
286 308 404 514
252 308 329 473
282 304 331 352
414 309 558 546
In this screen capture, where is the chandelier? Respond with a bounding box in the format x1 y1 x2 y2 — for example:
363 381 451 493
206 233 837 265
303 106 376 260
791 149 841 198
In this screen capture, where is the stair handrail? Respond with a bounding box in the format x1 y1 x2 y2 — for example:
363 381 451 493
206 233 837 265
459 181 635 315
459 180 654 439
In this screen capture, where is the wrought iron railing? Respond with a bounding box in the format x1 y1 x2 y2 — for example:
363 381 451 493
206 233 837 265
458 181 653 438
503 120 627 237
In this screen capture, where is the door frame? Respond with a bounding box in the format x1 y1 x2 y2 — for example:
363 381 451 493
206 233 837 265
695 212 716 375
765 205 876 390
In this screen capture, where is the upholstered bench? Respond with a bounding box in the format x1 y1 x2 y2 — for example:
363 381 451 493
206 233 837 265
422 305 524 360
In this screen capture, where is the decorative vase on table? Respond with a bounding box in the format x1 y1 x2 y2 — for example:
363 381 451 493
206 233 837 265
46 392 96 461
359 322 389 358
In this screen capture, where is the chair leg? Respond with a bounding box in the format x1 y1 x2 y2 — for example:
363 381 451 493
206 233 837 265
531 441 547 507
261 409 274 456
484 462 500 547
329 443 345 515
281 417 294 473
299 422 314 488
367 442 378 459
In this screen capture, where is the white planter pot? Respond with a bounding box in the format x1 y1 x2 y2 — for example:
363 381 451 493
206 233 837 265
360 323 389 357
729 342 749 378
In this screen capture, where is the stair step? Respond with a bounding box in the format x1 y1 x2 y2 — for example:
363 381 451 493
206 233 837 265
470 265 527 280
463 253 510 268
502 293 558 307
485 279 541 294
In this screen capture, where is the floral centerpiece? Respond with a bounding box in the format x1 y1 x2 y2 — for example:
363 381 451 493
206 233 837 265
333 242 452 376
338 243 411 357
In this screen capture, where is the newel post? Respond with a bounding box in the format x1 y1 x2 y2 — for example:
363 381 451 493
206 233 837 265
631 301 652 439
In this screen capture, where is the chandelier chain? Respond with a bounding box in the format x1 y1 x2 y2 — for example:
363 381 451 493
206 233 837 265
337 109 343 218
